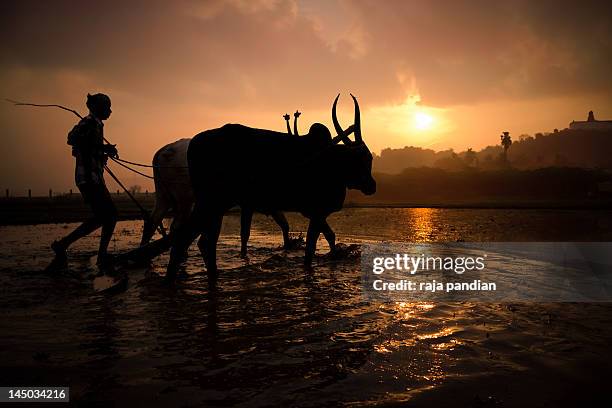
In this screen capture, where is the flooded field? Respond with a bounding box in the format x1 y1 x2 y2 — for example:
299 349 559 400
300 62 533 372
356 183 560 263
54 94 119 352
2 208 612 407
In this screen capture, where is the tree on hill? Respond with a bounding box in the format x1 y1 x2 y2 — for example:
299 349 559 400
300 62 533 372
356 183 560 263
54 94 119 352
500 131 512 163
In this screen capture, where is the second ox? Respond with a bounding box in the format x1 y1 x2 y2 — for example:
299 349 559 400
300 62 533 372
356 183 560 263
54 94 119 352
141 138 296 257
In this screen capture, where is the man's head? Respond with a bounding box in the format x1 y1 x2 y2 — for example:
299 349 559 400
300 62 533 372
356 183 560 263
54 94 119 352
86 93 112 120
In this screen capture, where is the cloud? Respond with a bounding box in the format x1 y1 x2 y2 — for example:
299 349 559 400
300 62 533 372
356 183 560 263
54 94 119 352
2 0 609 110
342 0 612 106
1 0 365 111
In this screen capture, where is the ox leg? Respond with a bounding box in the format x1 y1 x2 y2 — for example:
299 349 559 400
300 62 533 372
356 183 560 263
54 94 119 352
197 234 207 264
304 219 322 269
166 219 199 281
170 202 194 261
140 199 168 246
271 211 291 249
201 211 224 287
320 220 336 253
240 208 253 258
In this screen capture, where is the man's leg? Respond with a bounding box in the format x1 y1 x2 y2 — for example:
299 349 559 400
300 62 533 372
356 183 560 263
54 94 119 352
49 218 101 269
53 184 101 252
54 218 102 249
93 185 118 265
46 184 102 271
98 217 117 261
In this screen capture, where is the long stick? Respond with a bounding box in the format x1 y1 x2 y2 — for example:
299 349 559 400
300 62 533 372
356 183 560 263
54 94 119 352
6 99 84 119
6 98 115 144
104 165 166 237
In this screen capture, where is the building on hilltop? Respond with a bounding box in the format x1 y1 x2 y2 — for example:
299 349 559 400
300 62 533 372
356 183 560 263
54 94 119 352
569 111 612 131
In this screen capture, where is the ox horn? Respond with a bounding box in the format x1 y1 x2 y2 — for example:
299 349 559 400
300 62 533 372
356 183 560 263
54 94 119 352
332 94 354 145
350 93 362 143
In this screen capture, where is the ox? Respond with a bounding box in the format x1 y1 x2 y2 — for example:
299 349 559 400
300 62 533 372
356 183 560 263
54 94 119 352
140 138 296 257
166 94 376 284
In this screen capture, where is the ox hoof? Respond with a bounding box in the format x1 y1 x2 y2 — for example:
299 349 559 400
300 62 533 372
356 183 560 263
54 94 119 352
283 234 305 250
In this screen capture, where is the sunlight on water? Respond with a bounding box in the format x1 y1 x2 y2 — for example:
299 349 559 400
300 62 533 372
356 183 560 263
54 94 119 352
416 327 458 341
410 208 435 241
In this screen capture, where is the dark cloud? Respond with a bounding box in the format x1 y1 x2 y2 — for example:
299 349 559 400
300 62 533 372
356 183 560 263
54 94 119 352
1 0 371 110
344 0 612 105
1 0 610 109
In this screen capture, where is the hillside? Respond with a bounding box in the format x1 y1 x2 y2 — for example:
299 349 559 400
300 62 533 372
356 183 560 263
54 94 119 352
374 128 612 174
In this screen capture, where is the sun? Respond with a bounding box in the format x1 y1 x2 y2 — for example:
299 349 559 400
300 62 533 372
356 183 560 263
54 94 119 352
414 111 434 130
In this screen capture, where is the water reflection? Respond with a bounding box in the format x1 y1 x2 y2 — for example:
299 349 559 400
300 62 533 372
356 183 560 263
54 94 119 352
409 208 435 242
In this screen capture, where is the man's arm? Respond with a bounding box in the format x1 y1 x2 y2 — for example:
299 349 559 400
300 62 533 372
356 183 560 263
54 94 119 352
103 144 118 159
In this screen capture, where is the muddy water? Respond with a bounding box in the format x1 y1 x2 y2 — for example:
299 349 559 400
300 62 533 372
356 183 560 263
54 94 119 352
1 208 612 407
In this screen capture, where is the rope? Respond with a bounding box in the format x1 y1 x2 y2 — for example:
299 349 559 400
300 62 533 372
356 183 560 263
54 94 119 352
104 164 167 237
109 157 154 179
114 157 154 169
121 158 188 169
113 157 154 167
113 157 187 169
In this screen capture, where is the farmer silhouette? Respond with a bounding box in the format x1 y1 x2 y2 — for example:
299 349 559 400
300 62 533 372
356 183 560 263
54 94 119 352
47 93 119 271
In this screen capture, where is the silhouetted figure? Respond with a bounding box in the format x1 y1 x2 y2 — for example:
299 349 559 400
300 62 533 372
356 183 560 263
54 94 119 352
46 93 119 271
588 110 595 121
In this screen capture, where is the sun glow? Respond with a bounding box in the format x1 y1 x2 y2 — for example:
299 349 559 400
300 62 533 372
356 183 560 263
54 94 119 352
367 94 452 151
414 111 434 130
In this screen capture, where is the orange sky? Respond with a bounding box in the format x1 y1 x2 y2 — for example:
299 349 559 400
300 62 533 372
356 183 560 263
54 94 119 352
1 0 611 195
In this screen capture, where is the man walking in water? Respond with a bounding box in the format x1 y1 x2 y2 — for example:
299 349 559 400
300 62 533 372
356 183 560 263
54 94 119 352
47 93 119 271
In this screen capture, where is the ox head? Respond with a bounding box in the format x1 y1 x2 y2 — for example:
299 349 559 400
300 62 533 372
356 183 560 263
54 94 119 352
331 94 376 196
